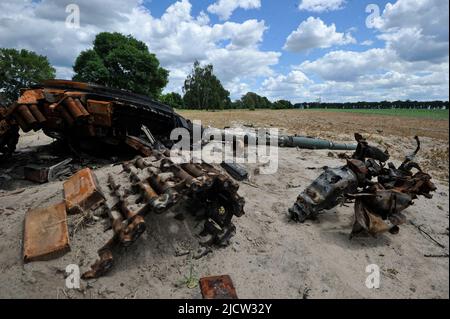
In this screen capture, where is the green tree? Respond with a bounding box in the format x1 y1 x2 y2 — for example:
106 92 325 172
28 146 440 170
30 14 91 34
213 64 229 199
272 100 294 109
161 92 184 109
0 48 55 105
73 32 168 98
183 61 230 110
240 92 272 110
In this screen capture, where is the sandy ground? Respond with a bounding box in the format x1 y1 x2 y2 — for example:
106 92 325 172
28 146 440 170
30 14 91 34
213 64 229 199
0 111 448 299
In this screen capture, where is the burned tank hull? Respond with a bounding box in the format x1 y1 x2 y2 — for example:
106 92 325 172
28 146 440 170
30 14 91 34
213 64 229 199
0 80 190 157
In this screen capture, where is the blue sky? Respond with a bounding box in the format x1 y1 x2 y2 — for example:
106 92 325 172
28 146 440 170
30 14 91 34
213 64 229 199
1 0 448 102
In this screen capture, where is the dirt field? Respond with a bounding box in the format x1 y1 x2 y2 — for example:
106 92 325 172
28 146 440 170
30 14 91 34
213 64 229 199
0 110 448 299
179 109 449 181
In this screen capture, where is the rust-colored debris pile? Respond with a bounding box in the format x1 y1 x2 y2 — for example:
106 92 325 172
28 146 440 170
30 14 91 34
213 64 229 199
83 136 244 279
289 133 437 236
22 137 245 279
0 80 440 285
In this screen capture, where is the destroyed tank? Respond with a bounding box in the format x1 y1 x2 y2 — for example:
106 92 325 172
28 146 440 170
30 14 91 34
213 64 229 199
0 79 190 157
1 80 245 279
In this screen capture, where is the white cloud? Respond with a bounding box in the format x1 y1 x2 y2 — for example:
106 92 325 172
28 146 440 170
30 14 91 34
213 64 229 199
0 0 447 102
361 40 374 46
211 19 267 49
374 0 449 63
207 0 261 21
260 69 312 100
284 17 355 52
299 49 395 82
0 0 279 98
264 47 449 102
264 0 449 102
298 0 346 13
119 1 279 94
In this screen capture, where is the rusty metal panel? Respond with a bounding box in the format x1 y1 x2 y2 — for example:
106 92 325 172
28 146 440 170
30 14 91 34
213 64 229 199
63 168 105 214
17 89 45 105
87 99 113 127
23 202 70 263
199 275 238 299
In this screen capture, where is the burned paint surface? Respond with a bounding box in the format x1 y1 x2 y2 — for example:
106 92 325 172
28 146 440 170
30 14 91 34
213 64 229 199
23 202 70 263
199 275 238 299
63 168 105 214
0 80 191 157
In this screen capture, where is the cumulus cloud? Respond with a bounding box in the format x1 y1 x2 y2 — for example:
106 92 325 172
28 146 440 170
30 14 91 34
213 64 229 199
361 40 374 46
0 0 279 99
283 17 355 52
0 0 447 102
207 0 261 21
262 0 449 102
266 45 448 102
298 0 346 13
299 49 395 82
260 69 312 100
374 0 449 63
119 1 279 93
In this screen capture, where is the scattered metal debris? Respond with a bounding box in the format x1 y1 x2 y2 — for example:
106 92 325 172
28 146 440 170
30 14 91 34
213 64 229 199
289 134 436 237
23 202 70 262
221 162 249 181
24 158 73 183
82 136 245 279
199 275 238 299
63 168 106 214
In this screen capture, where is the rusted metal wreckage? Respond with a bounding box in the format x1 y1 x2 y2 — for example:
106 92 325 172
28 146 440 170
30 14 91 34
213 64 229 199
1 80 438 282
289 133 437 236
82 136 245 279
0 79 190 157
3 80 244 279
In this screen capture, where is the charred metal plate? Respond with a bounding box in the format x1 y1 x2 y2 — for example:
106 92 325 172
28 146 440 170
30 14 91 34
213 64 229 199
87 99 113 127
24 165 49 183
23 202 70 263
63 168 105 214
199 275 238 299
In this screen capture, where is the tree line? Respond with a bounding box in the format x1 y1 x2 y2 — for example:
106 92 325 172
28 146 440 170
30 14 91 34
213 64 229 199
1 32 448 111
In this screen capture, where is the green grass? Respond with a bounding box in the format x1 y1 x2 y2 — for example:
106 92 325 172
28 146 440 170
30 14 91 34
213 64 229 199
307 108 449 120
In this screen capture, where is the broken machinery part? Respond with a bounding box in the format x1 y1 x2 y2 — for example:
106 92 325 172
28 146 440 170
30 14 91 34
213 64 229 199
289 133 436 237
0 80 191 158
82 136 245 279
221 162 249 181
24 158 73 183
